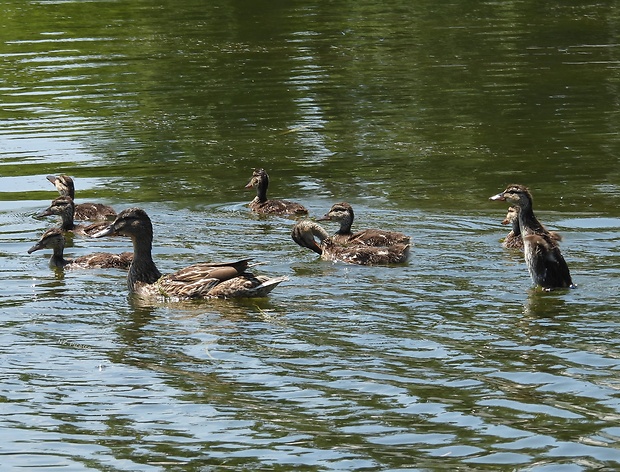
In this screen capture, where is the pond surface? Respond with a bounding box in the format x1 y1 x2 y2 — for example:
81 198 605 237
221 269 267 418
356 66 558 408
2 0 620 470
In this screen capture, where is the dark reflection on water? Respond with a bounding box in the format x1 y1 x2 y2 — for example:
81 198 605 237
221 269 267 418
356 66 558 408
2 0 620 470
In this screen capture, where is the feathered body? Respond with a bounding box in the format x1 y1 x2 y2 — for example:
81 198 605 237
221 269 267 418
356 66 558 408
28 227 132 269
245 168 308 216
37 196 110 237
292 219 410 265
319 202 410 246
93 208 287 299
47 174 116 221
490 184 574 290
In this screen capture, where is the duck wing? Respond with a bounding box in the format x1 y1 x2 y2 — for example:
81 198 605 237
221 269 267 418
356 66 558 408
525 235 573 288
347 229 410 247
158 259 253 298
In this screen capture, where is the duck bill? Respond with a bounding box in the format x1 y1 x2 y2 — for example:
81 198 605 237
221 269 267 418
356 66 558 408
91 225 116 238
316 214 331 221
27 243 44 254
36 208 53 218
489 192 506 201
46 175 58 184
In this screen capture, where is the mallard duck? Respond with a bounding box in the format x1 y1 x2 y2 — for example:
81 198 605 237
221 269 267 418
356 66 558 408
245 168 308 215
47 174 116 221
291 219 410 265
37 196 110 237
490 184 574 290
92 207 287 299
501 206 523 250
28 227 132 269
319 202 410 246
501 206 562 250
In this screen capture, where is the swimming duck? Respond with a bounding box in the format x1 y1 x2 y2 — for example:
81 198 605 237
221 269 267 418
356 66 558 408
490 184 574 290
28 227 132 269
37 196 111 237
501 206 523 250
92 207 287 299
319 202 410 246
291 219 410 265
47 174 116 221
245 168 308 215
500 205 562 250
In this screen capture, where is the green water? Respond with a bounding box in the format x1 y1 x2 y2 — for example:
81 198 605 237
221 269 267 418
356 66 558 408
2 0 620 470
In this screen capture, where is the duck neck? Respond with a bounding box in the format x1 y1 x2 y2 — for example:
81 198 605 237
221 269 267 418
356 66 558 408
127 232 162 291
49 243 68 268
256 178 268 203
517 203 544 236
336 213 354 235
59 209 76 231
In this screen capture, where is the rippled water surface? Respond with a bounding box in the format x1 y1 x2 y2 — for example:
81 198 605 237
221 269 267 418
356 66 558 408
2 0 620 470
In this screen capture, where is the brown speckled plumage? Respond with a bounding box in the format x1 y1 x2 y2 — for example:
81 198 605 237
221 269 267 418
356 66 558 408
490 184 574 290
245 168 308 216
93 208 287 299
28 227 132 269
319 202 410 246
37 196 111 237
292 219 410 265
47 174 116 221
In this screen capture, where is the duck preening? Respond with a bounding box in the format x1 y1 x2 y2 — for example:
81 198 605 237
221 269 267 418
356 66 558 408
92 207 287 299
291 219 410 265
245 168 308 216
37 196 110 237
47 174 116 221
490 184 574 290
28 227 132 269
319 202 411 246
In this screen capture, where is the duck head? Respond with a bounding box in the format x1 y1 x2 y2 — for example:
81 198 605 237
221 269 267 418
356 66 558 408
489 184 533 210
92 207 152 239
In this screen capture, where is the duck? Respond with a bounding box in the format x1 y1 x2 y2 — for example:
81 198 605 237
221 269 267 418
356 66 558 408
500 205 562 250
28 227 132 269
291 219 410 265
245 168 308 216
46 174 117 221
501 206 524 250
92 207 287 299
318 202 410 246
37 196 111 237
490 184 574 290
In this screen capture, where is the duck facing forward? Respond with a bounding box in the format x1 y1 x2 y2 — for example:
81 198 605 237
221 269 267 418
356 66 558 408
37 196 110 237
28 227 132 269
47 174 116 221
490 184 574 290
245 168 308 216
319 202 410 246
291 219 410 265
93 207 287 299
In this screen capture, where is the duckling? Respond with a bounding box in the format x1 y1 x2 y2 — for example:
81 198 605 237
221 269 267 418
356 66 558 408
319 202 410 246
501 206 562 250
245 168 308 216
28 227 132 269
291 219 410 265
92 207 287 299
46 174 116 221
490 184 574 290
501 206 523 250
37 196 110 237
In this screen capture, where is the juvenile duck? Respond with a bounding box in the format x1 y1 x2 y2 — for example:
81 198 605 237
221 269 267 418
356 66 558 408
319 202 410 246
500 206 562 250
47 174 116 221
28 227 132 269
501 206 523 250
292 219 410 265
93 207 287 299
37 196 110 237
245 168 308 216
490 184 574 290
